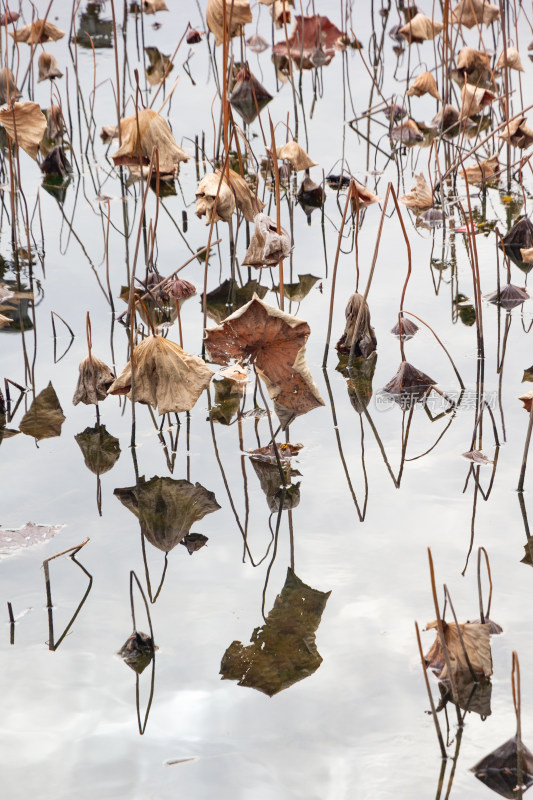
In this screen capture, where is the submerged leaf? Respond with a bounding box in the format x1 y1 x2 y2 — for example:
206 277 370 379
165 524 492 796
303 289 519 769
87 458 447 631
273 274 319 303
220 568 331 695
203 279 268 324
19 382 65 440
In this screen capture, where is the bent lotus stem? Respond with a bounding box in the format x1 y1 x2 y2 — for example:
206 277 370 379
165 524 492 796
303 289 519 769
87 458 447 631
401 310 465 390
268 114 284 310
518 404 533 492
415 621 447 759
512 651 523 792
477 547 493 624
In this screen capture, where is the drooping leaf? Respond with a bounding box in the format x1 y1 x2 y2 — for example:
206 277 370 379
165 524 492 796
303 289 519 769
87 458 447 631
242 213 291 267
400 173 433 209
399 13 443 43
272 15 346 69
451 0 500 28
471 736 533 798
37 52 63 82
425 619 493 679
383 361 436 404
485 284 529 310
220 568 331 695
496 46 524 72
180 533 209 554
0 101 47 159
206 0 252 46
145 46 173 85
118 631 156 674
11 19 65 43
0 67 20 104
75 426 121 475
406 71 441 101
73 355 115 406
19 382 65 440
112 108 189 177
336 292 377 357
229 66 272 124
462 450 494 465
275 140 317 171
499 117 533 150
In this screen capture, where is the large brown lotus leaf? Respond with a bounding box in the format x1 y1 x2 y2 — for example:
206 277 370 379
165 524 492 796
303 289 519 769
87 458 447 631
464 154 500 185
75 425 121 475
242 213 291 267
0 68 20 104
108 335 214 415
399 13 443 43
220 568 331 696
0 102 47 159
225 168 265 221
11 19 65 43
472 735 533 798
457 46 490 73
19 382 65 440
336 292 377 358
276 140 317 171
206 0 252 46
73 355 115 406
451 0 500 28
114 476 220 552
400 173 433 209
499 117 533 149
460 83 496 118
406 71 441 101
390 118 424 144
38 52 63 82
425 620 493 680
195 172 235 224
204 295 324 427
497 46 524 72
272 15 345 68
112 109 189 177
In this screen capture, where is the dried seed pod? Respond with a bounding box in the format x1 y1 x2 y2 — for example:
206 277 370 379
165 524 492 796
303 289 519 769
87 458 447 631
242 213 291 267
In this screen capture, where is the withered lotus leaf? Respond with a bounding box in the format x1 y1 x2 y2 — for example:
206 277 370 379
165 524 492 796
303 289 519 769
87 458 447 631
46 105 65 141
400 174 433 209
485 284 529 310
196 169 263 225
460 83 496 118
37 52 63 82
276 140 317 171
471 736 533 798
203 278 268 324
0 521 64 558
251 458 301 512
209 376 243 425
181 533 209 554
41 146 72 178
186 29 203 45
500 217 533 265
0 12 19 25
112 109 189 177
19 382 66 440
383 361 435 401
352 179 381 207
11 19 65 43
499 117 533 149
451 0 500 28
519 390 533 412
0 67 20 105
108 336 214 415
118 631 155 674
462 450 493 465
145 46 173 86
336 292 377 357
391 317 418 340
229 67 272 124
142 0 168 13
274 274 319 303
220 568 331 695
217 364 248 382
225 168 265 221
75 425 121 475
206 0 252 46
425 619 493 680
73 355 115 405
270 0 291 29
437 673 492 718
204 295 324 429
406 71 441 101
0 102 47 159
431 104 460 131
248 441 303 463
497 46 524 72
457 46 490 73
246 34 269 53
399 13 443 43
242 213 291 267
272 15 345 68
464 154 500 185
114 476 220 552
390 118 424 144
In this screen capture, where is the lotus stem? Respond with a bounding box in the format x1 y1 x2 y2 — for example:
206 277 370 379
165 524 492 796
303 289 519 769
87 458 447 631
415 621 447 759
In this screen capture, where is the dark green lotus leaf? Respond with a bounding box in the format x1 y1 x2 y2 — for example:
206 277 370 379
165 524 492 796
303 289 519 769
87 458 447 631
220 568 331 696
19 382 65 440
75 425 121 475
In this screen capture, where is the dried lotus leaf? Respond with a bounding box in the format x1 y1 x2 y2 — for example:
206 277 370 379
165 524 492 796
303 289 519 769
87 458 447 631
400 173 433 209
399 13 443 43
142 0 168 13
0 102 47 159
457 46 490 73
225 168 265 222
11 19 65 43
37 52 63 82
0 67 20 104
499 117 533 149
496 46 524 72
352 180 381 207
463 154 500 185
195 172 235 224
451 0 500 28
336 292 377 357
276 140 317 171
19 382 65 440
73 355 115 406
460 83 496 118
390 118 424 143
206 0 252 46
242 213 291 267
425 619 493 679
406 71 441 101
112 108 189 177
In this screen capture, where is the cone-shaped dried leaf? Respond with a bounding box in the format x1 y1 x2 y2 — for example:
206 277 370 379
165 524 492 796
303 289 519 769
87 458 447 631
195 172 235 224
383 361 435 402
457 46 490 73
181 533 209 554
37 52 63 82
272 15 345 68
0 102 47 159
225 168 265 221
406 71 441 101
464 154 500 184
118 631 155 674
391 317 418 340
497 46 524 72
485 284 529 310
203 278 268 324
271 0 291 29
425 619 493 679
41 146 72 178
11 19 65 43
400 173 433 209
519 389 533 412
205 295 324 428
276 140 317 171
206 0 252 46
399 13 443 43
230 67 272 124
220 568 331 695
142 0 168 13
431 104 460 131
251 458 301 511
452 0 500 27
500 217 533 269
521 247 533 264
19 382 65 440
247 34 269 53
499 117 533 149
242 213 291 267
0 67 20 104
352 179 381 207
462 450 493 465
75 425 121 475
73 355 115 405
112 109 189 177
471 736 533 798
461 83 496 118
274 274 319 303
108 336 214 415
114 476 220 552
145 46 173 86
336 292 377 357
390 118 424 143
